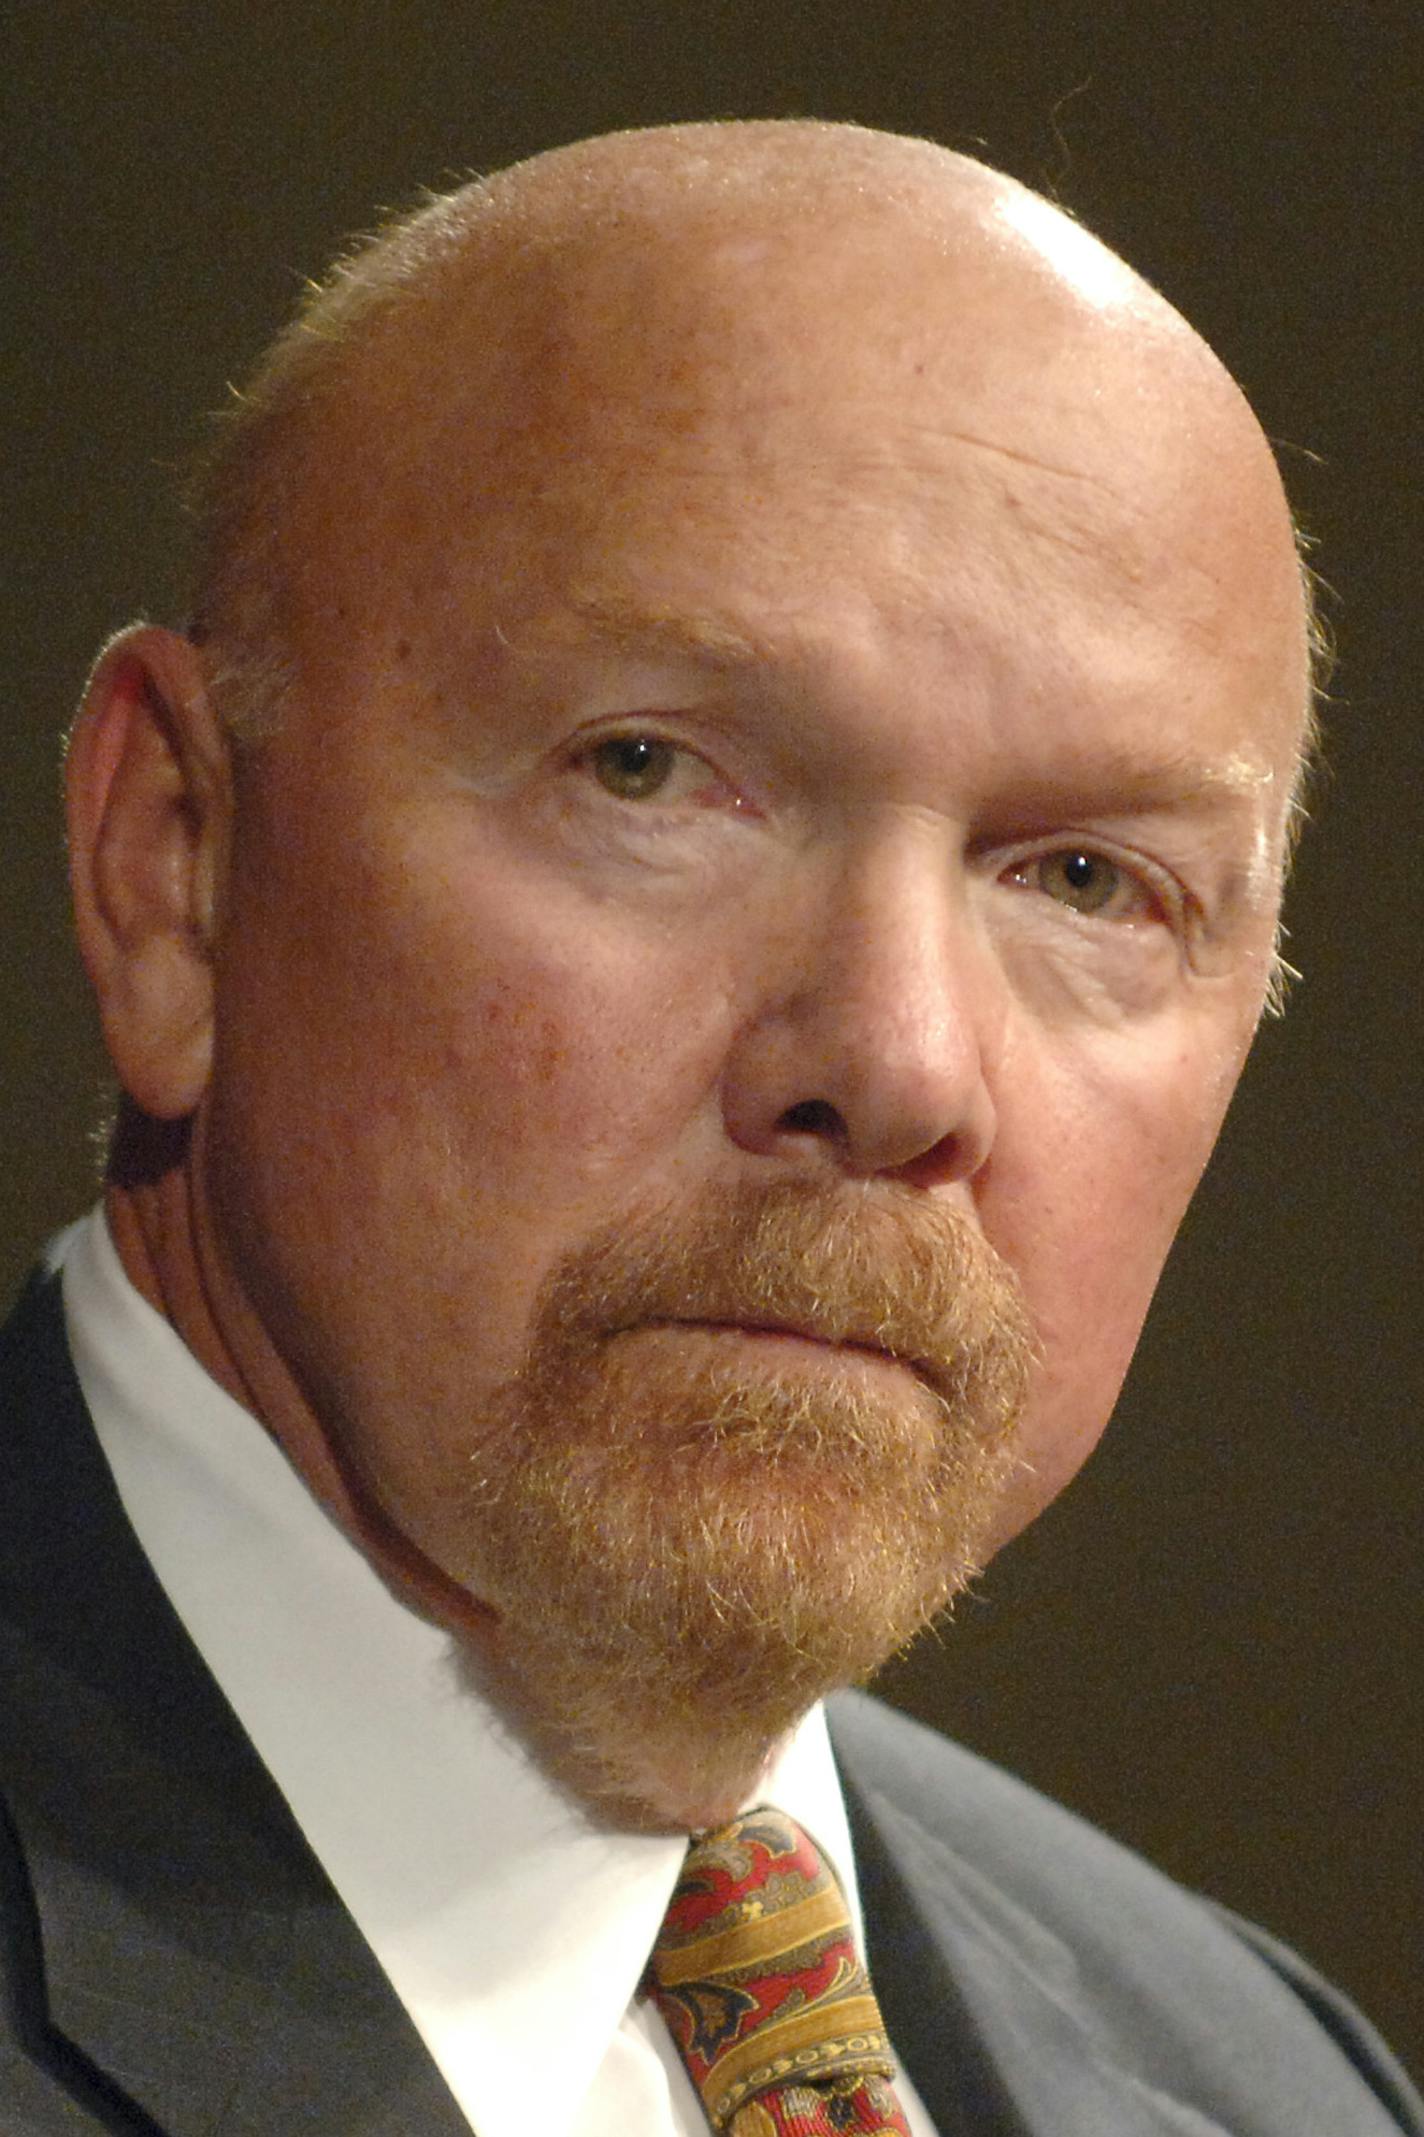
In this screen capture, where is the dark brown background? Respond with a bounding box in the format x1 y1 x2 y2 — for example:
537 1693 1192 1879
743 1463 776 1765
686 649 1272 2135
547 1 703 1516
5 0 1420 2077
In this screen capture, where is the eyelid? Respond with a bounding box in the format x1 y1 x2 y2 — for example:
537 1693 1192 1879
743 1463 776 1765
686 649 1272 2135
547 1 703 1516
566 717 756 812
996 835 1186 926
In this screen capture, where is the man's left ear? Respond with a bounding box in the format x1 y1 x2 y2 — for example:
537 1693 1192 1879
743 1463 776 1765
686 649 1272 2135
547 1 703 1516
66 624 233 1121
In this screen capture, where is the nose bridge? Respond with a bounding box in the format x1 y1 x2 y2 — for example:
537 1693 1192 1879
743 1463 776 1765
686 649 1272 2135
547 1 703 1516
723 824 998 1185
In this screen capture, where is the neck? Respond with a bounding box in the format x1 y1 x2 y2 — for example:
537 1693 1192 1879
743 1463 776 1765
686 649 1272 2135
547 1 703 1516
101 1106 497 1647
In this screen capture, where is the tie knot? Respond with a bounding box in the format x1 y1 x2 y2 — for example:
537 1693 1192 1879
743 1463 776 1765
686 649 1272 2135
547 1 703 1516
651 1808 901 2133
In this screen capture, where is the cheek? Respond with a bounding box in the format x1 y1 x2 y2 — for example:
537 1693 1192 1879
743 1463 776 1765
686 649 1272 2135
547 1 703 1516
403 881 736 1204
214 823 735 1301
411 956 699 1219
980 1014 1248 1545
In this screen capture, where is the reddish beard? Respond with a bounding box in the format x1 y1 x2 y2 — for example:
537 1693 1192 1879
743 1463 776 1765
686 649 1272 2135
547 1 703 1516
455 1176 1034 1826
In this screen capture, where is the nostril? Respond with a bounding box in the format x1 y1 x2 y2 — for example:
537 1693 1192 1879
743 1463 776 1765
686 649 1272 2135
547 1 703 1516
779 1098 847 1139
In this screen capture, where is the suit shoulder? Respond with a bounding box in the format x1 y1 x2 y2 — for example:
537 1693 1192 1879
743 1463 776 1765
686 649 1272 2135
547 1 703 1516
828 1685 1232 1945
828 1690 1424 2134
829 1685 1180 1897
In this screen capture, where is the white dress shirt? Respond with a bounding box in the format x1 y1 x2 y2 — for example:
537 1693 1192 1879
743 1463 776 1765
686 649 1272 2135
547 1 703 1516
54 1208 937 2136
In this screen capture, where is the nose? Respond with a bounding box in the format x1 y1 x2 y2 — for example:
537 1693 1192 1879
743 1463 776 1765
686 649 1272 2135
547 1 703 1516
720 846 998 1188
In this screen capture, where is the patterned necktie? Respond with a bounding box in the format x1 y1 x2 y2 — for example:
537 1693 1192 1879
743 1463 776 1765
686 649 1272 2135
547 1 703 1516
649 1806 913 2136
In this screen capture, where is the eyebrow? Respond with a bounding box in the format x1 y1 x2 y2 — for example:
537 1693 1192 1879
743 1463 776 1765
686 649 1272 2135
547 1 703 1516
508 592 1284 819
1025 747 1279 813
514 588 773 667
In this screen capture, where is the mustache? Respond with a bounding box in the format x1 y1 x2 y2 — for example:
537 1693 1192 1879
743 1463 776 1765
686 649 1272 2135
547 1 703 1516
534 1175 1034 1416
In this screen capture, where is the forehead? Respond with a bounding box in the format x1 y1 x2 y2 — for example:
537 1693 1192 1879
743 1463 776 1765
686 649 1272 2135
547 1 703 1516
278 196 1309 788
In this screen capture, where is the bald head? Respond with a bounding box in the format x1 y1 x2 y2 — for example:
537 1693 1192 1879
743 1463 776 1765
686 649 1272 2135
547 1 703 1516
192 122 1312 804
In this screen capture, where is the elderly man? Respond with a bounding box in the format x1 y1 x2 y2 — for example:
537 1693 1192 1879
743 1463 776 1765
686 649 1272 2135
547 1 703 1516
1 119 1417 2136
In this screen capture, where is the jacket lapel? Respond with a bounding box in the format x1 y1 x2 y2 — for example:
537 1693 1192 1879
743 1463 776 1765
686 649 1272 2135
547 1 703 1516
0 1271 468 2134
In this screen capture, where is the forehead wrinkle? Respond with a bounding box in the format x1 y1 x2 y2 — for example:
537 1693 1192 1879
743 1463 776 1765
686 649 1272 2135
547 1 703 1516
932 427 1122 497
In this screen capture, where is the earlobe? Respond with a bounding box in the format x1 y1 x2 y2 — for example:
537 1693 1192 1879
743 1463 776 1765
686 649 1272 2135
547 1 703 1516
66 624 232 1120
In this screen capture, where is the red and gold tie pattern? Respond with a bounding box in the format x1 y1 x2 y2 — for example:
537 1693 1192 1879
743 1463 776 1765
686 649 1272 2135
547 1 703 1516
650 1808 913 2136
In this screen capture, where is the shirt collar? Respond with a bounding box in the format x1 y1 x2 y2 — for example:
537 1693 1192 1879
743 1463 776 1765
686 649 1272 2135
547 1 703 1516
58 1206 865 2137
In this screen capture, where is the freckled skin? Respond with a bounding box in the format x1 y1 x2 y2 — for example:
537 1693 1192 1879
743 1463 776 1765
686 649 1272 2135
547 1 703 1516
75 123 1308 1655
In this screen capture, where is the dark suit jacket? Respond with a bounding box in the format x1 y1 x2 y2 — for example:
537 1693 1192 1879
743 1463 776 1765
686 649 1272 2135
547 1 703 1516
2 1268 1420 2135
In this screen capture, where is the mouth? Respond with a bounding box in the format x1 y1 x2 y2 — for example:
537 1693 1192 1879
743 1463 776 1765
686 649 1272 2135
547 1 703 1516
626 1316 940 1394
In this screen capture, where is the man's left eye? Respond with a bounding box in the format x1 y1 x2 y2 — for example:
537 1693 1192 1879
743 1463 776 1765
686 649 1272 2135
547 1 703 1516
587 735 681 800
1020 848 1153 919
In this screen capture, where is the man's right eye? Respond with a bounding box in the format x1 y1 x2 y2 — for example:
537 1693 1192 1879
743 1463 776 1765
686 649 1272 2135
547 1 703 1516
586 735 680 800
